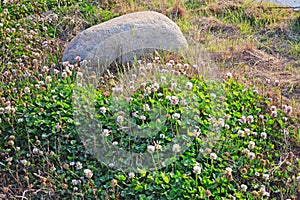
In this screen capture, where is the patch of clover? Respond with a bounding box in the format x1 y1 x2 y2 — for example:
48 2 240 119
73 57 225 172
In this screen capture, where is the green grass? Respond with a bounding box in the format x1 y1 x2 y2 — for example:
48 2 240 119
0 0 300 199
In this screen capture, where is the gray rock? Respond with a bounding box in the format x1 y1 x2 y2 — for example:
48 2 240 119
62 11 188 73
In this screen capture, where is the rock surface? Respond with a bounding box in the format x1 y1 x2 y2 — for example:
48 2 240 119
62 11 188 73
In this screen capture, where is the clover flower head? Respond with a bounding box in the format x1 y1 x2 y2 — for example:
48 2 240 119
248 141 255 149
172 113 180 119
84 169 93 179
147 145 155 154
143 104 150 111
239 116 247 123
186 82 193 90
103 129 110 137
240 184 248 192
261 132 267 139
172 144 181 153
76 162 82 170
129 172 135 179
248 152 256 160
226 72 232 78
210 152 218 160
193 165 201 174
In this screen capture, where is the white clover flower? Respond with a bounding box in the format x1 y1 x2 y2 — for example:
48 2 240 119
270 105 277 111
176 63 182 67
242 148 250 155
116 115 124 123
171 82 177 89
100 107 106 114
286 106 292 115
247 115 254 123
32 147 39 154
140 115 146 120
62 71 68 78
183 63 189 68
42 66 49 72
193 165 201 174
112 141 118 146
248 141 255 149
160 76 166 83
172 113 181 119
259 114 264 120
132 111 139 117
240 184 248 192
262 174 269 180
143 104 150 111
261 132 267 139
109 163 115 168
145 86 152 95
76 162 82 170
84 169 93 179
170 96 179 105
239 116 247 123
155 143 162 150
210 93 216 98
45 76 52 84
0 107 4 114
129 172 135 179
238 130 245 137
24 87 30 93
210 153 218 160
271 110 277 118
146 63 153 69
244 128 251 136
75 56 81 62
152 82 159 91
225 167 232 174
147 145 155 154
248 152 256 160
103 129 110 137
54 69 60 74
218 118 225 127
185 82 193 90
72 179 78 185
62 61 70 66
226 72 232 78
172 144 181 153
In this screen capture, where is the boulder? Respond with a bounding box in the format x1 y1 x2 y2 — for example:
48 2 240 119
62 11 188 73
